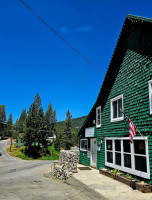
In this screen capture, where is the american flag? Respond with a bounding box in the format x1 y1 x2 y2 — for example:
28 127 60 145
128 119 136 143
121 110 137 143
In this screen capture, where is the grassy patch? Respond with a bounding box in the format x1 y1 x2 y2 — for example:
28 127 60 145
48 145 60 160
6 144 59 160
6 145 33 160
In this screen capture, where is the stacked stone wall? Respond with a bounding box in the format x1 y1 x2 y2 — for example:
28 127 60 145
53 150 80 180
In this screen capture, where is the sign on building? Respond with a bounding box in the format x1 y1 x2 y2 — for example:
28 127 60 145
85 127 95 137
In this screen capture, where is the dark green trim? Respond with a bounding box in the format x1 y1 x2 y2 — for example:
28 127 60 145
127 14 152 23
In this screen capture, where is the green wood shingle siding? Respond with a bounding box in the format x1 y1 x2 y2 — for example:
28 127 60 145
80 19 152 183
80 151 90 166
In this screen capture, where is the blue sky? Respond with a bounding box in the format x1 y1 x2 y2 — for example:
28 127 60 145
1 0 152 123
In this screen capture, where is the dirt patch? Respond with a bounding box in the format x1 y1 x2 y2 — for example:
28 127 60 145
78 167 92 170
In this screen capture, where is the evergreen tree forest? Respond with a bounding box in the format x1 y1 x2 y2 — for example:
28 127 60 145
17 93 57 157
0 105 14 139
0 93 87 157
0 105 7 138
55 114 87 150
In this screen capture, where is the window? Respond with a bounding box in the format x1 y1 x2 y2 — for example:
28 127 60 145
148 80 152 114
96 106 101 128
134 140 147 173
111 95 123 122
106 140 113 163
123 140 131 168
105 137 150 179
115 140 121 166
80 139 88 151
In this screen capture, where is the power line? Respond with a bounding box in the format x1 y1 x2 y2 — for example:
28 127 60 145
19 0 105 75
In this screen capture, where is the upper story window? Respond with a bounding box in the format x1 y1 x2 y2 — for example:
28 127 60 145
96 106 101 128
111 94 123 122
148 80 152 114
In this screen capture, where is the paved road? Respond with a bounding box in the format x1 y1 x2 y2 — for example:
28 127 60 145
0 141 105 200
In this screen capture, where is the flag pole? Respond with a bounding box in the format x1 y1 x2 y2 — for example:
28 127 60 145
136 128 146 140
120 109 146 140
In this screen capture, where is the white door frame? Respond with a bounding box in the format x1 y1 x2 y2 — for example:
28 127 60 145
90 138 97 168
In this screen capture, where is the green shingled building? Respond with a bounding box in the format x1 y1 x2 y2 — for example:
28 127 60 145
79 14 152 183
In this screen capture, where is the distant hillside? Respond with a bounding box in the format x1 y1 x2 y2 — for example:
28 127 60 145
56 115 87 146
57 115 87 129
57 115 87 137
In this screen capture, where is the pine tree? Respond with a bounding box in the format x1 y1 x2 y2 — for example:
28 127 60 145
38 106 47 152
23 94 42 152
52 109 57 137
23 105 34 151
33 93 42 109
33 93 42 144
53 109 60 151
54 133 61 151
13 118 19 140
18 108 27 133
0 105 7 138
63 110 73 150
15 118 19 127
45 103 53 134
7 113 13 138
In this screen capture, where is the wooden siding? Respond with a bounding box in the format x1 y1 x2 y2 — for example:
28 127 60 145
80 151 90 166
98 47 152 183
80 23 152 183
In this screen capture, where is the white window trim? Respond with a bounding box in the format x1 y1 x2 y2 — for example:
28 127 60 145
105 137 150 179
80 139 88 151
96 106 101 128
148 80 152 114
111 94 124 122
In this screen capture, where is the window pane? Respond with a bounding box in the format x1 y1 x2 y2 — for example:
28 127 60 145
107 140 112 150
113 101 117 118
80 140 87 150
98 112 100 125
96 107 101 126
135 156 147 172
123 140 130 153
115 152 121 165
84 141 87 149
107 152 113 163
134 140 146 155
124 154 131 168
118 98 122 117
115 140 121 151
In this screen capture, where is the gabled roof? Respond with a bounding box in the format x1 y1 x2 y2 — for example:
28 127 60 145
79 14 152 135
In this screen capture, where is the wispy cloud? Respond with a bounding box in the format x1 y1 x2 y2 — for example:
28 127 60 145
73 26 92 33
60 25 93 34
60 27 69 33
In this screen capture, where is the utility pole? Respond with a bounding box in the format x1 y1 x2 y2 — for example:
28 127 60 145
10 126 14 152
